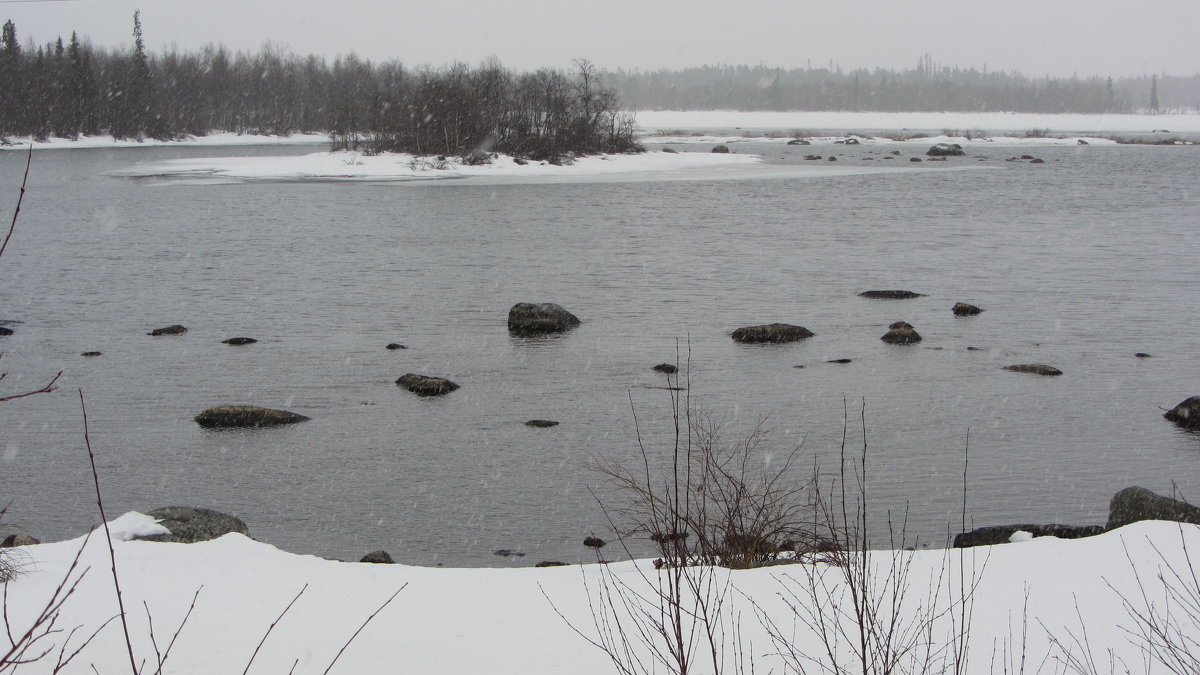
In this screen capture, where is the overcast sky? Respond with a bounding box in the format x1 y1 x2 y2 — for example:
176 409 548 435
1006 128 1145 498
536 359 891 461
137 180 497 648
2 0 1197 78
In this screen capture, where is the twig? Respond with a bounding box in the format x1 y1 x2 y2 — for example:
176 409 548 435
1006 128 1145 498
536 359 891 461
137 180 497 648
321 584 406 674
242 584 306 675
78 389 138 674
0 371 62 403
0 143 32 260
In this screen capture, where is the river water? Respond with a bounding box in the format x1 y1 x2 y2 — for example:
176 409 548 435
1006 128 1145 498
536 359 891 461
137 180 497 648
1 139 1198 566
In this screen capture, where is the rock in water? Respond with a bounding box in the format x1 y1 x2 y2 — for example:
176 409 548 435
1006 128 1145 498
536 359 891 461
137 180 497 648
135 506 249 543
881 321 922 344
148 324 187 336
1002 364 1062 376
652 363 678 373
194 405 310 428
858 290 925 299
927 143 965 156
360 550 395 564
525 419 559 427
711 145 730 153
952 302 983 316
730 323 814 344
507 303 581 335
397 373 459 396
1108 487 1200 529
222 337 257 345
1164 396 1200 430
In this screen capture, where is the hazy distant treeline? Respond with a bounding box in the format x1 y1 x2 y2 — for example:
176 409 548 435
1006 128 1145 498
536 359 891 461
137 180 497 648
0 17 639 160
602 60 1200 114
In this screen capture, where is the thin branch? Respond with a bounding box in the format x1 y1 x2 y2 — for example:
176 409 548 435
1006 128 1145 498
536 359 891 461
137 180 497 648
0 371 62 403
0 143 32 260
321 584 406 675
242 584 306 675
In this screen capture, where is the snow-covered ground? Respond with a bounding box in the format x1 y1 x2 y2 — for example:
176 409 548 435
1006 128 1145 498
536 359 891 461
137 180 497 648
2 515 1198 674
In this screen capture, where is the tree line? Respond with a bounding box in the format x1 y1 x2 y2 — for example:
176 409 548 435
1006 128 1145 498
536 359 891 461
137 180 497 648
601 59 1200 114
0 16 639 161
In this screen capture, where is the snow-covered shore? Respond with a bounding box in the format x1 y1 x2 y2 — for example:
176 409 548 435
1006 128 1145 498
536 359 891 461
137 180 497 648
2 515 1198 673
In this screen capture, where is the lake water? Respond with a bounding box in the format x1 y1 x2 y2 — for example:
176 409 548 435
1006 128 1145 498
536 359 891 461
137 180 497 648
1 140 1198 567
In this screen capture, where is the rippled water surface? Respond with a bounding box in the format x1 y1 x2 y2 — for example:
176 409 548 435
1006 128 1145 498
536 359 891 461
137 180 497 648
1 141 1198 566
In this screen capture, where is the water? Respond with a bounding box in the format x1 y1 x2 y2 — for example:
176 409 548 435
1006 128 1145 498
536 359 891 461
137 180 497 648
1 141 1198 566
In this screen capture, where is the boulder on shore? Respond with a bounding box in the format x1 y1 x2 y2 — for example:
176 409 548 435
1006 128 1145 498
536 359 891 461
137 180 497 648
1002 364 1062 376
194 405 310 428
507 303 581 335
731 323 815 344
0 534 40 547
397 373 459 397
360 550 395 564
148 324 187 336
858 290 925 300
1108 486 1200 530
927 143 965 156
135 506 249 543
1163 396 1200 430
711 145 730 153
952 302 983 316
954 524 1103 548
881 321 922 344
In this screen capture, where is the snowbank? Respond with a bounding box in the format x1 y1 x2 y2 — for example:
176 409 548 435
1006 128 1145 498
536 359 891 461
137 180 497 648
2 515 1197 674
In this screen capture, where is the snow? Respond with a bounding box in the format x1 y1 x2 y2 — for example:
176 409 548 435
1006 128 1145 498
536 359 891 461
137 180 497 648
3 514 1198 674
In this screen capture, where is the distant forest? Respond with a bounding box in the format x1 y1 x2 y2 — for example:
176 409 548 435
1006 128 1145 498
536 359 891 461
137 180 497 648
602 57 1200 114
2 15 1197 153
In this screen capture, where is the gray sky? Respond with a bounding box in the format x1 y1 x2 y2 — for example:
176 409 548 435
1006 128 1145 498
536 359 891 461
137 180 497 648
3 0 1198 78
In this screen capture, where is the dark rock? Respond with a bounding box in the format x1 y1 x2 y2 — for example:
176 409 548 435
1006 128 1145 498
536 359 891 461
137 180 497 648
584 536 606 548
661 147 678 153
827 156 837 161
385 343 407 350
1135 352 1152 358
535 560 569 567
148 324 187 336
1164 396 1200 430
1020 155 1035 160
650 532 688 545
0 327 12 336
731 323 815 344
966 346 984 351
786 138 811 145
711 145 730 153
0 534 40 547
826 358 852 364
954 524 1104 548
927 143 965 156
396 373 459 397
507 302 581 335
652 363 678 374
195 405 310 428
881 322 922 345
81 351 102 357
842 137 861 145
513 157 528 165
952 302 983 316
136 506 249 543
222 337 257 345
493 549 525 557
927 156 947 162
890 150 901 155
1077 139 1089 145
525 419 559 428
1002 364 1062 376
803 154 822 160
359 550 395 564
859 290 925 299
1108 486 1200 530
909 157 923 162
1030 158 1045 164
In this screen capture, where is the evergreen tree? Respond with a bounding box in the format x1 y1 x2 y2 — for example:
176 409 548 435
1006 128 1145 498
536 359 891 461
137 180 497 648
1150 74 1160 113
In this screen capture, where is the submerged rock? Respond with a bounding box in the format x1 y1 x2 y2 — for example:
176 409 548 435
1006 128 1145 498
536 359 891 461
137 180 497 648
1002 364 1062 376
194 405 310 428
1164 396 1200 430
81 351 102 357
952 302 983 316
135 506 249 543
858 290 925 299
786 138 811 145
148 324 187 336
385 343 407 350
222 337 257 345
731 323 814 344
525 419 559 428
507 303 581 335
881 321 922 344
397 373 459 397
1108 486 1200 529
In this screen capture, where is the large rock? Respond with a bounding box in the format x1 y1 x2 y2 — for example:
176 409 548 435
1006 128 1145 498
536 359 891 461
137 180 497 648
927 143 965 156
507 303 581 335
0 327 12 336
858 290 925 300
135 507 249 543
397 373 459 396
954 524 1103 548
148 324 187 336
731 323 814 344
195 405 310 428
952 302 983 316
0 534 40 547
360 550 395 564
1003 364 1062 376
881 321 922 344
1108 487 1200 530
1164 396 1200 430
711 145 730 153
